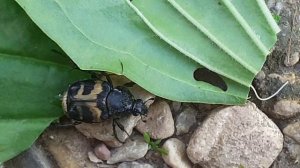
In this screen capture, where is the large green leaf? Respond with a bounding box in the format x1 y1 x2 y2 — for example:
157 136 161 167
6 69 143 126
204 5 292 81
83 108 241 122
15 0 278 104
0 0 89 163
130 0 279 86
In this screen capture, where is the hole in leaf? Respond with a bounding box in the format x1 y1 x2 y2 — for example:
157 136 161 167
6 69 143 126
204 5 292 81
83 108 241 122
193 68 228 91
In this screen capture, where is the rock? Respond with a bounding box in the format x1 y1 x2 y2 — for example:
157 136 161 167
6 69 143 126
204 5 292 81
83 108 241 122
4 144 56 168
88 151 103 163
118 162 154 168
171 101 182 113
267 0 275 8
94 143 111 161
273 100 300 119
76 115 141 146
162 138 192 168
284 52 299 67
40 127 98 168
107 136 148 164
145 150 167 167
268 73 296 84
187 102 283 168
175 107 197 135
283 122 300 144
272 137 300 168
136 101 174 139
255 70 266 80
286 138 300 165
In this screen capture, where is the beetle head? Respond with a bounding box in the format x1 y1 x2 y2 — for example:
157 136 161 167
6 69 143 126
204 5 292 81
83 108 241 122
132 99 148 116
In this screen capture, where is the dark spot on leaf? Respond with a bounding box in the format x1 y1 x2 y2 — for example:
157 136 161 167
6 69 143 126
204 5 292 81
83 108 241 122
193 68 227 91
218 2 222 5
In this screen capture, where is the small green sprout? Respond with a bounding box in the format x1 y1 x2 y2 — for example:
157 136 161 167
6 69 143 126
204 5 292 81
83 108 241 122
239 164 245 168
272 13 281 24
143 132 168 156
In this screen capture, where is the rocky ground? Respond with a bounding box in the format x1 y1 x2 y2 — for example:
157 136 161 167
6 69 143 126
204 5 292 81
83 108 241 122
2 0 300 168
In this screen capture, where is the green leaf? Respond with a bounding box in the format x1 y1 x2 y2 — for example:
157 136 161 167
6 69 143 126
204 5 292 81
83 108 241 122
17 0 249 104
15 0 279 104
157 147 169 156
154 139 162 145
0 0 89 163
131 0 279 85
143 132 151 144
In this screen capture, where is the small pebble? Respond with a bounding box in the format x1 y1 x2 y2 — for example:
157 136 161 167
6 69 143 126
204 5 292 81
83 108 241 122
118 162 154 168
274 2 284 14
88 151 103 163
176 107 197 135
107 136 148 164
162 138 192 168
268 73 296 84
94 143 111 161
136 100 175 139
171 101 182 112
255 71 266 80
283 121 300 144
284 52 299 67
273 100 300 119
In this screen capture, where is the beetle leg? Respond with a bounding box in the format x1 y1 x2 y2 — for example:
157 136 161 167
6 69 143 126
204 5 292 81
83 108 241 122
112 119 125 143
103 72 113 87
112 119 131 143
122 81 136 88
50 120 82 127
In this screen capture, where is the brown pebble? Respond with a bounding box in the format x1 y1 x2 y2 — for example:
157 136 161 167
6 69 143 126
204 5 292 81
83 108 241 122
284 52 299 67
94 143 111 161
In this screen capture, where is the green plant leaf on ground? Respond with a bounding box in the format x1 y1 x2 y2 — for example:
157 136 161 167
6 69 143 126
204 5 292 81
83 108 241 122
0 0 89 163
143 132 151 144
143 132 168 156
14 0 279 104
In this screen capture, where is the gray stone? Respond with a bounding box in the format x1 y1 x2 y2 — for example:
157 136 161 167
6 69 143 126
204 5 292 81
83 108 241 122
136 101 174 139
273 100 300 119
272 137 300 168
94 143 111 161
283 122 300 144
107 136 148 164
176 107 197 135
255 70 266 80
171 101 182 113
162 138 192 168
284 52 299 67
40 127 98 168
76 115 141 147
187 102 283 168
268 73 296 84
118 162 153 168
4 144 56 168
88 151 103 163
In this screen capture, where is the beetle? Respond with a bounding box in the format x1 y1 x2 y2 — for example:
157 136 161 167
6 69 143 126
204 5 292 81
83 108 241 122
61 76 148 142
